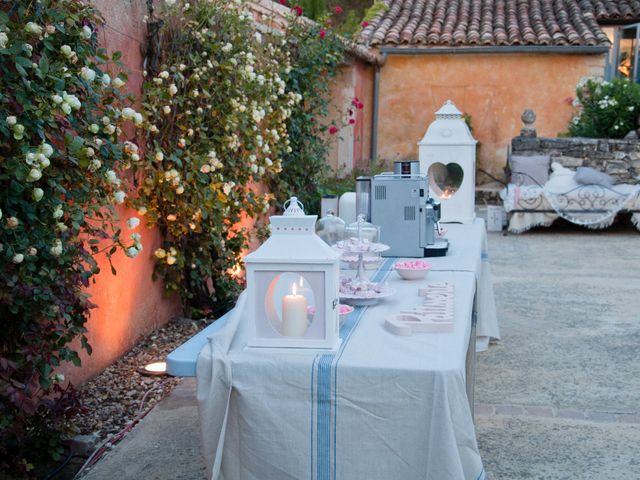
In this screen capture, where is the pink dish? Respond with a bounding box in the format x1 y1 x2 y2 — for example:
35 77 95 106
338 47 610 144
393 260 432 280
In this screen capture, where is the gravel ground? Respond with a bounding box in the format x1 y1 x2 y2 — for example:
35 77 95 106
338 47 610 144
71 317 211 440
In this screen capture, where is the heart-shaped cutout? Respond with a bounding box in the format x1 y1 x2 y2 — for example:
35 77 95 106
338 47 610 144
428 162 464 199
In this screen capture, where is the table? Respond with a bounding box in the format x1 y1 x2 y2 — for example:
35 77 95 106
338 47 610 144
195 221 497 480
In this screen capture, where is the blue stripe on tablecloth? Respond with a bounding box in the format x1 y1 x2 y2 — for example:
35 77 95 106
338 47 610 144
476 467 486 480
312 258 394 480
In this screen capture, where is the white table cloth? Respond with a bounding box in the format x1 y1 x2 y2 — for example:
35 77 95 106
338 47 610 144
196 220 498 480
426 219 500 351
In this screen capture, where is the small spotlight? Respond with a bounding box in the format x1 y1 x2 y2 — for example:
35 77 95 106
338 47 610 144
139 361 167 376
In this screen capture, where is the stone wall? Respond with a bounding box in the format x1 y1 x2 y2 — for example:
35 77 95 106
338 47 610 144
511 135 640 184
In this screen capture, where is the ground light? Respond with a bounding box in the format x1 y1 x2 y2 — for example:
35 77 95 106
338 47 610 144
139 361 167 376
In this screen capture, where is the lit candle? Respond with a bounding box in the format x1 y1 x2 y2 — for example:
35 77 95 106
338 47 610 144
282 282 308 337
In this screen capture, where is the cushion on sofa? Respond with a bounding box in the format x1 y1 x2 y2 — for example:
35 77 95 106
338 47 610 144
545 162 578 193
509 155 551 186
574 166 615 187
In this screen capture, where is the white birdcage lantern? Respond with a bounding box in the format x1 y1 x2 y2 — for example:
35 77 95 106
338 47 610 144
244 197 341 349
418 100 477 224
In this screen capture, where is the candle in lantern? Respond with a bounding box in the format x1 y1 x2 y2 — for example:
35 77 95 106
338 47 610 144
282 282 308 337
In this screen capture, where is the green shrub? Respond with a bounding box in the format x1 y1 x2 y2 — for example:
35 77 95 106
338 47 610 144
568 77 640 138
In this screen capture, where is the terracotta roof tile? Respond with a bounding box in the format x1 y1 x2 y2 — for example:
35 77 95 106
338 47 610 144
579 0 640 21
359 0 621 48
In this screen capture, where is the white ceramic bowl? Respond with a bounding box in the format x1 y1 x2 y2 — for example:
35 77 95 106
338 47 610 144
393 260 432 281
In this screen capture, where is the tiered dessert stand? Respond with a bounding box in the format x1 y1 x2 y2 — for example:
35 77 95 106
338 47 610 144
332 216 394 306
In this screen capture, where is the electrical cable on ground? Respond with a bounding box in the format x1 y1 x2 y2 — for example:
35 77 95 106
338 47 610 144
73 379 168 479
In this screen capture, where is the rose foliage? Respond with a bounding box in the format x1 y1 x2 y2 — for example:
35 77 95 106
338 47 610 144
0 1 142 475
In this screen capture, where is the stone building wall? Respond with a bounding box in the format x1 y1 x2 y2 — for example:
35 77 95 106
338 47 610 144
511 134 640 185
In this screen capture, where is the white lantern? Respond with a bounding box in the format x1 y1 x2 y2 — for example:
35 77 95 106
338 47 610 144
418 100 477 224
244 197 341 349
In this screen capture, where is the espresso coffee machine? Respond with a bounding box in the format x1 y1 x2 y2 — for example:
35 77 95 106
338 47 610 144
356 166 449 257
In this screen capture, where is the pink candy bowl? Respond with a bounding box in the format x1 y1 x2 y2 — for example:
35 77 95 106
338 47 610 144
393 260 432 280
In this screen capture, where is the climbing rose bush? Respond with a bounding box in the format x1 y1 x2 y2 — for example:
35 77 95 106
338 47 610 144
133 0 298 315
0 1 142 474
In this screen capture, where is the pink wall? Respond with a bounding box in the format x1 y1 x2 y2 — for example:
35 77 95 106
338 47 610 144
61 0 180 385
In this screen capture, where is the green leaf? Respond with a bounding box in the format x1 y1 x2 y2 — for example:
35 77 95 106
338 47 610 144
112 51 122 61
39 54 50 75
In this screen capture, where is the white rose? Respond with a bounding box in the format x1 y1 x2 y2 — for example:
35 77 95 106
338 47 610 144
60 44 73 57
39 158 50 169
176 185 184 194
6 116 17 126
40 143 53 157
62 103 72 115
168 84 178 96
89 123 99 134
0 32 8 49
114 191 125 203
137 206 147 215
6 217 18 229
105 170 118 183
12 253 24 264
165 0 177 6
101 74 111 86
103 124 116 135
89 159 102 171
121 107 136 119
126 246 140 258
52 94 63 104
166 255 176 265
27 168 42 182
27 247 37 256
155 151 164 162
32 188 44 201
163 105 171 115
57 222 68 232
53 205 64 219
50 240 63 257
159 70 170 79
130 153 140 162
113 77 125 88
133 113 143 125
81 26 92 39
85 147 95 157
127 217 140 229
101 115 111 125
25 22 43 36
80 66 96 82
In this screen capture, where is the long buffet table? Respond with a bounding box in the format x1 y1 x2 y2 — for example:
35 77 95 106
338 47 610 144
181 219 499 480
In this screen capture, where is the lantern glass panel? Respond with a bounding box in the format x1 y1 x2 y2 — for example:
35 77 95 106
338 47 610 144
255 270 326 340
427 162 464 200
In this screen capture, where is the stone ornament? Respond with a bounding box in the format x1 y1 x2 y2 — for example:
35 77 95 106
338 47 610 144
520 109 537 137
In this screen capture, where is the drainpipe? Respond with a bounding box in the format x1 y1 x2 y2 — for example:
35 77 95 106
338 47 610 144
370 53 386 168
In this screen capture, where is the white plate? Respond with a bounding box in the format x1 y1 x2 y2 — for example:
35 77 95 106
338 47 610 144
340 286 396 306
333 241 390 254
